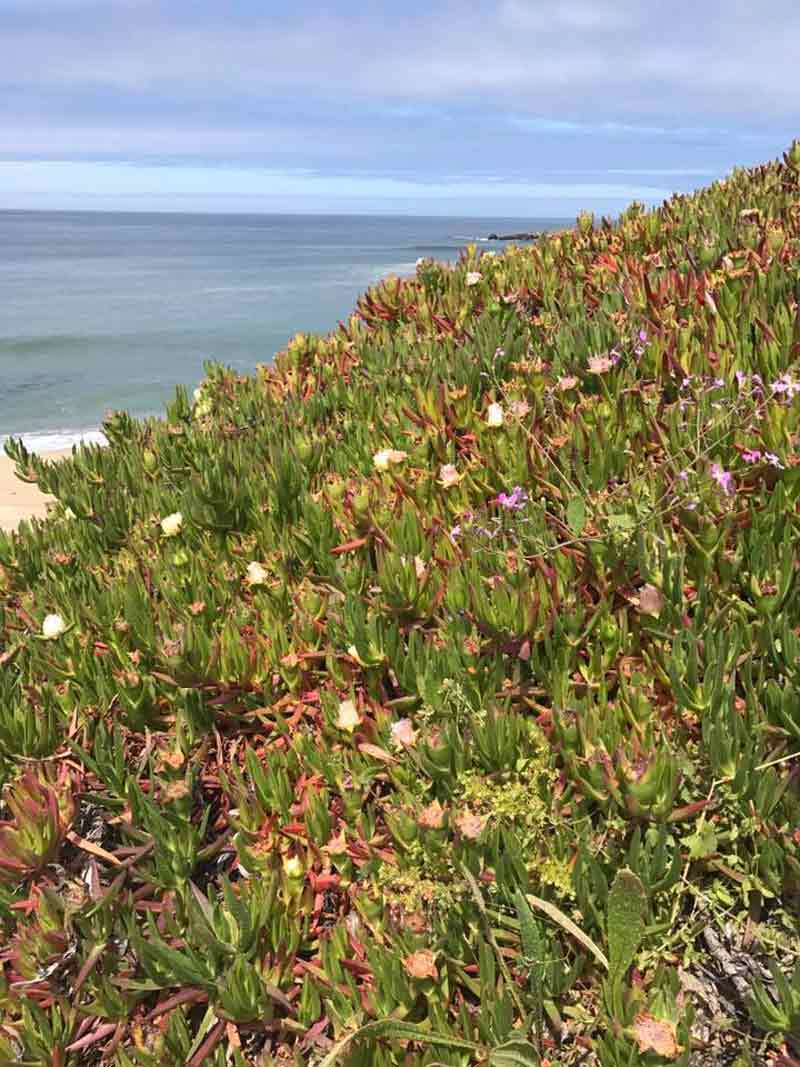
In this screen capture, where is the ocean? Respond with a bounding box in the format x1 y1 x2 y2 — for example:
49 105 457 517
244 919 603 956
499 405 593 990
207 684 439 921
0 210 565 451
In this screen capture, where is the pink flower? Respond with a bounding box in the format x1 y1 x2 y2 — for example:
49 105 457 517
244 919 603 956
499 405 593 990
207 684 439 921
391 718 417 748
741 449 762 464
588 355 613 374
438 464 461 488
710 463 735 496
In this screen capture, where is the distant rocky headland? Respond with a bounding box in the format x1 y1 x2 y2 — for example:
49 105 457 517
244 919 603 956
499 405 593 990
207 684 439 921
486 230 543 241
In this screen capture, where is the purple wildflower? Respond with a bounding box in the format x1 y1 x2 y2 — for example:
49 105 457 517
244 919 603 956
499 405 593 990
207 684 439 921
496 486 528 511
771 374 800 399
735 370 747 389
638 329 648 343
711 463 735 496
681 376 693 390
449 525 462 541
677 470 689 482
710 377 725 390
741 449 762 464
765 452 785 469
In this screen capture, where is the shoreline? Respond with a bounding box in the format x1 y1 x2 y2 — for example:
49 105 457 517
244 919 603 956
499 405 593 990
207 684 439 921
0 449 72 532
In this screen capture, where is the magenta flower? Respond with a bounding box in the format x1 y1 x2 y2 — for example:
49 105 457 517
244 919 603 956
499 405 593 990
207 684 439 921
496 486 528 510
710 463 735 496
638 329 648 343
741 449 762 464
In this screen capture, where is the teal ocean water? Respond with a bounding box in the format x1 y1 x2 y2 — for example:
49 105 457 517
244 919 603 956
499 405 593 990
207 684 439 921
0 211 564 450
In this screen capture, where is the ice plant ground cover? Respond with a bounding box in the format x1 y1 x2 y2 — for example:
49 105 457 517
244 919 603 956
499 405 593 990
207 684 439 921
3 147 800 1066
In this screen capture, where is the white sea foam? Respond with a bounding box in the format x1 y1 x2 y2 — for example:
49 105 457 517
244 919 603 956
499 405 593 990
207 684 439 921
1 428 108 454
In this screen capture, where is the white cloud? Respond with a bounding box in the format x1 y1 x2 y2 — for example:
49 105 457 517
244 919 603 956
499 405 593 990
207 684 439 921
0 3 798 119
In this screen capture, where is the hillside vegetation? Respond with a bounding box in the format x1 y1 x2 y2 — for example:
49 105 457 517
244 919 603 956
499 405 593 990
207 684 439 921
3 145 800 1066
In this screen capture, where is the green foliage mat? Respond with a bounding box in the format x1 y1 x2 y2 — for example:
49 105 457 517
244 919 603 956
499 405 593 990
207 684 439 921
2 145 800 1066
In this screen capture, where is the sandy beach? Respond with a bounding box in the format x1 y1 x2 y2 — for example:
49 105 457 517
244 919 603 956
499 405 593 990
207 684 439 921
0 450 71 532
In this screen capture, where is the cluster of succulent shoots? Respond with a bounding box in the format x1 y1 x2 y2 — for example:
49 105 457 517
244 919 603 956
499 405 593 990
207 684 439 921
1 144 800 1066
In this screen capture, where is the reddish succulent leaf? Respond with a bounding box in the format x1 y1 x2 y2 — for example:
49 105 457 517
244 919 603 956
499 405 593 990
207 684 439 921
403 949 438 980
417 799 445 829
632 1013 681 1058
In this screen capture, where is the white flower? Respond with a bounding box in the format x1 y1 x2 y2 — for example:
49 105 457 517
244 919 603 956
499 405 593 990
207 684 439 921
465 271 482 287
245 561 269 587
486 402 504 427
373 449 408 471
42 613 66 640
416 257 426 268
193 387 204 404
160 512 183 537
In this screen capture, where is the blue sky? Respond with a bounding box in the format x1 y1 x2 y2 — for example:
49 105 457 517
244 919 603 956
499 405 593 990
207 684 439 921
1 0 798 215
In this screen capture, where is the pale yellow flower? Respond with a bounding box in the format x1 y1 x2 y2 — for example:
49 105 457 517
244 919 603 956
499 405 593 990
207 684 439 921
336 698 361 733
160 512 183 537
245 561 269 587
373 448 408 471
283 856 304 879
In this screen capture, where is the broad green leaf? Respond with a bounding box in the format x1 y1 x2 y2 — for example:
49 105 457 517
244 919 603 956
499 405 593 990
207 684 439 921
607 868 647 985
489 1036 541 1066
566 496 587 536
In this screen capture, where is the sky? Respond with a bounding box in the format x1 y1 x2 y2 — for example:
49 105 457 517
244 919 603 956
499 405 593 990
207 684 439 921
1 0 798 216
